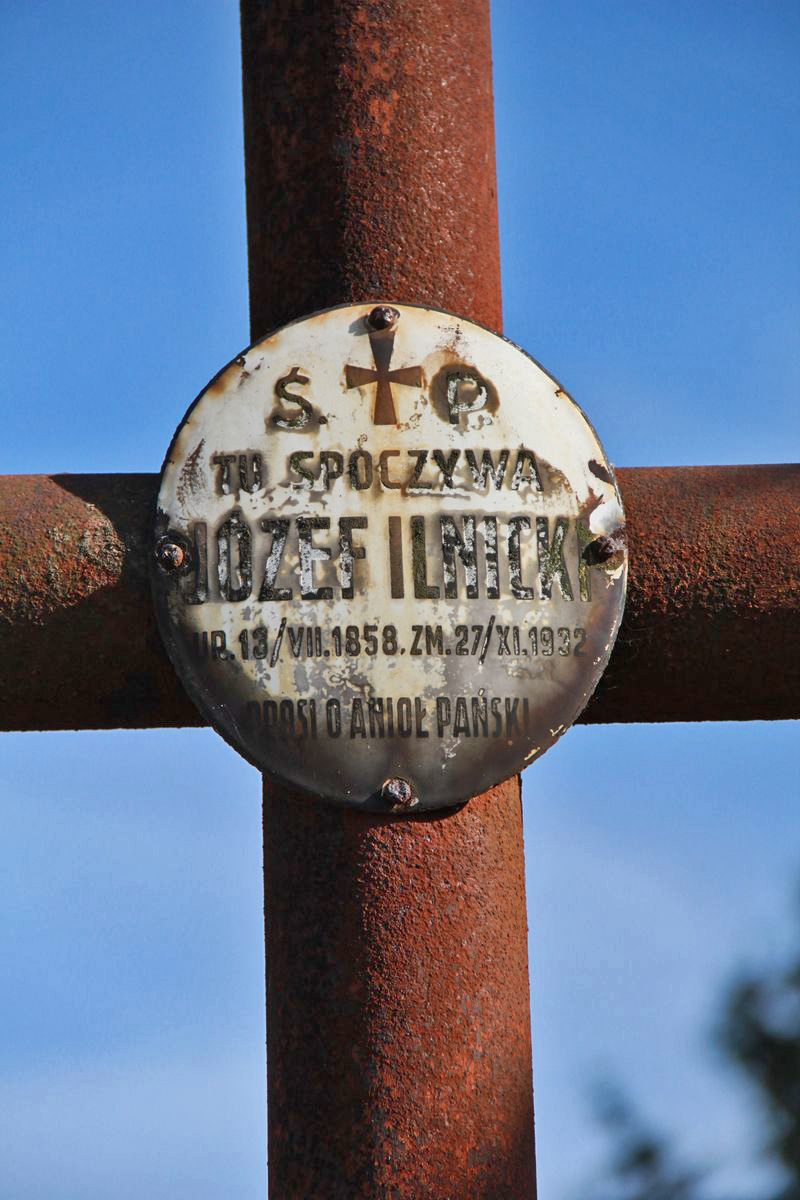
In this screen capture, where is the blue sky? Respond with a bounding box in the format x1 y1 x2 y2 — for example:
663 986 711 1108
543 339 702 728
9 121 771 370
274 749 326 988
1 3 798 1197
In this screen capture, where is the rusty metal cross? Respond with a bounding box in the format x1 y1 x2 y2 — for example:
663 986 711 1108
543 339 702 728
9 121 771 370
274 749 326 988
1 2 798 1197
345 324 422 424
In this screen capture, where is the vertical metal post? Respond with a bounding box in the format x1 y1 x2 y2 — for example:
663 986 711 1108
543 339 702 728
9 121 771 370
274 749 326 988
240 2 536 1195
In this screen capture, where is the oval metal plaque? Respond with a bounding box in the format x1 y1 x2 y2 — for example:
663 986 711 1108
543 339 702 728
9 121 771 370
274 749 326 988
152 303 626 811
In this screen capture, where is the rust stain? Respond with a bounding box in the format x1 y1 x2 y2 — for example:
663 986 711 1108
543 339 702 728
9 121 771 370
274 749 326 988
176 437 205 508
588 458 613 485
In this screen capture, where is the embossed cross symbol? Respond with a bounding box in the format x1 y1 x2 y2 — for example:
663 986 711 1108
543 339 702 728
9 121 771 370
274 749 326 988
345 318 422 425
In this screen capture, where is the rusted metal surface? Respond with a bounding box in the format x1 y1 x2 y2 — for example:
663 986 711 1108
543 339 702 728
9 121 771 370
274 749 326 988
240 0 503 340
0 473 200 731
264 774 536 1199
243 1 535 1194
0 466 797 730
584 463 800 724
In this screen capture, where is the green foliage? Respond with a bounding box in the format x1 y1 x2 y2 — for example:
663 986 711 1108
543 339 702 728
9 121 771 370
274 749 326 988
717 908 800 1198
592 1083 706 1200
592 887 800 1199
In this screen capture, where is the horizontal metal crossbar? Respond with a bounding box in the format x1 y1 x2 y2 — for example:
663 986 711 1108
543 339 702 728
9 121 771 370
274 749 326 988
0 464 796 733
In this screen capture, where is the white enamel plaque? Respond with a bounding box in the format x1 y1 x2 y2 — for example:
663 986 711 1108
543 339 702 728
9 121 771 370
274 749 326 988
152 303 626 811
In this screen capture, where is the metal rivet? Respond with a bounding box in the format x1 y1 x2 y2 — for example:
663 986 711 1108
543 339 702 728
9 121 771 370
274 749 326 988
155 540 185 572
382 777 419 811
367 305 400 332
583 527 626 565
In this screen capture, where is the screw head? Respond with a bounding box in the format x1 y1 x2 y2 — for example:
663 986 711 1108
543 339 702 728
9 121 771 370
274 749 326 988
583 528 626 565
382 777 418 811
155 539 186 572
367 305 400 332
